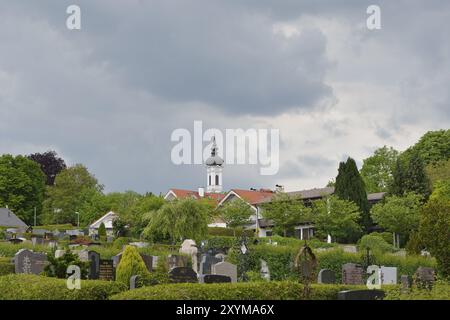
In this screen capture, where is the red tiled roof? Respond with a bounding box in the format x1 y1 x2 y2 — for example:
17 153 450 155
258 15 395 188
230 189 275 205
168 189 226 203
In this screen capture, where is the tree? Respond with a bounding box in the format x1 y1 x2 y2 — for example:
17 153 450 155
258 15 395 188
44 249 89 279
390 159 406 196
371 192 422 248
0 154 46 224
403 153 431 199
261 193 311 237
426 159 450 188
28 151 66 186
429 180 450 201
418 197 450 278
42 164 103 225
217 199 253 236
312 196 362 243
143 199 210 243
401 129 450 166
334 157 370 230
360 146 399 193
115 245 150 288
98 222 107 241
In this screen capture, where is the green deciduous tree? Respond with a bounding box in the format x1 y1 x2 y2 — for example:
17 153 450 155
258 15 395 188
404 153 431 199
115 245 150 288
143 199 211 243
262 193 311 237
0 154 46 224
360 146 399 193
334 157 370 230
312 196 362 243
402 129 450 166
217 199 253 236
418 197 450 278
371 192 422 248
426 159 450 188
42 164 103 225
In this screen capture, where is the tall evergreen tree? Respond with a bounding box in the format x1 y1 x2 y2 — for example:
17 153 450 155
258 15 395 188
404 153 431 199
335 157 371 230
390 159 406 196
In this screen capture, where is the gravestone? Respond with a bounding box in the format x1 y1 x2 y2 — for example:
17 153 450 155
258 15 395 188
179 239 198 273
380 266 397 285
98 259 115 281
169 267 198 283
260 259 270 281
342 263 364 285
31 237 44 246
55 249 66 259
401 275 412 293
215 253 226 262
14 249 48 275
317 269 336 284
76 249 89 262
200 274 231 284
414 267 435 290
167 255 188 270
88 251 100 279
199 253 221 275
337 289 385 300
130 275 140 290
212 261 238 283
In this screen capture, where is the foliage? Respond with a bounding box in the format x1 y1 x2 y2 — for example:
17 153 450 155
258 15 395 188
261 192 312 237
311 196 362 243
371 192 423 245
401 129 450 166
216 199 253 235
43 249 89 279
113 218 128 238
403 153 431 199
98 222 107 241
0 274 126 300
360 146 399 193
0 154 46 224
143 199 211 243
0 241 52 257
405 231 424 255
429 180 450 201
334 157 370 230
42 164 104 225
418 197 450 278
110 281 366 300
358 234 393 254
27 151 66 186
0 257 14 276
384 281 450 300
426 159 450 187
207 227 253 237
115 245 150 288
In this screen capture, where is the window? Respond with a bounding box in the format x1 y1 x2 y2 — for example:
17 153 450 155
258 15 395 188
215 175 219 185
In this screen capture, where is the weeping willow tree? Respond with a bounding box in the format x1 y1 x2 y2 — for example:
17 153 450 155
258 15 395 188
143 198 211 243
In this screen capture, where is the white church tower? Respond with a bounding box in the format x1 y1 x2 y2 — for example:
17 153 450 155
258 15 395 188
206 136 224 193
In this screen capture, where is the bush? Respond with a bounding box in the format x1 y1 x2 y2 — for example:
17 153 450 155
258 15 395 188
98 223 107 242
0 241 51 257
207 227 254 237
384 281 450 300
44 249 89 279
110 281 365 300
0 257 14 276
113 237 133 249
0 274 126 300
358 234 393 254
116 245 150 288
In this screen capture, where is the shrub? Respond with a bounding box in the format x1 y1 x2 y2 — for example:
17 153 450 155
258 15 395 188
43 249 89 279
358 234 393 254
115 245 150 288
207 227 253 237
0 274 126 300
384 281 450 300
110 281 365 300
98 223 107 242
0 257 14 276
113 237 133 249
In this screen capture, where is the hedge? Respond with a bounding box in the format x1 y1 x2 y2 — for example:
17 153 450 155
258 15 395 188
110 282 366 300
384 282 450 300
0 274 127 300
0 257 14 276
228 246 437 282
207 227 254 237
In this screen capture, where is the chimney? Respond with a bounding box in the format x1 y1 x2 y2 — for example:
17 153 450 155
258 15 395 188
198 187 205 197
275 184 284 193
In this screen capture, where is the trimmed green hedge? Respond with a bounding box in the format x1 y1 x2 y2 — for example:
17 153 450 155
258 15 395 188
110 282 365 300
0 274 127 300
208 227 254 237
384 282 450 300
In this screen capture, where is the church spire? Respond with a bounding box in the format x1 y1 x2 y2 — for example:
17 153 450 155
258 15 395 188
206 136 223 193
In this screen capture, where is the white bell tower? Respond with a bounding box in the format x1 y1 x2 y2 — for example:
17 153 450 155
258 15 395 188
206 137 223 193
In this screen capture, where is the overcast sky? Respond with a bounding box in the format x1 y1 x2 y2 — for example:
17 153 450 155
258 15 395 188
0 1 449 194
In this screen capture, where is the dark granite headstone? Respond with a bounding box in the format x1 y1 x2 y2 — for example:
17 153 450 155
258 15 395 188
130 275 140 290
167 255 188 270
99 259 115 281
414 267 435 290
401 275 412 293
169 267 198 283
318 269 336 284
14 249 48 275
88 251 100 279
200 274 231 284
337 289 385 300
199 253 221 275
342 263 364 285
